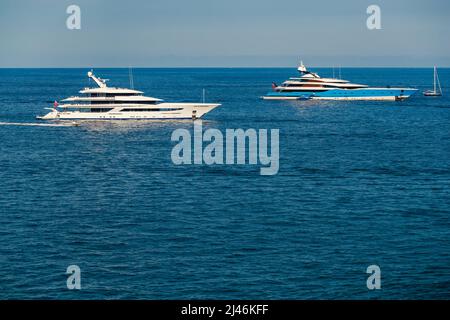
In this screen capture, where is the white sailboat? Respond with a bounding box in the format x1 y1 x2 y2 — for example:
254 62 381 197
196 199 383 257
423 66 442 96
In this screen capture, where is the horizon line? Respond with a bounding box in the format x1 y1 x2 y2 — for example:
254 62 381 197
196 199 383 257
0 66 448 69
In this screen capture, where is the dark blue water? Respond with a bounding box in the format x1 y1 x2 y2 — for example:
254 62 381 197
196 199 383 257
0 68 449 299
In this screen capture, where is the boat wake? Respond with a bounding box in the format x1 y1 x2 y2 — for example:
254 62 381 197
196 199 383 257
0 121 79 127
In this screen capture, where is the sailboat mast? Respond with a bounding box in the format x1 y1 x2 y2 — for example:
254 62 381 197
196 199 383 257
434 66 436 93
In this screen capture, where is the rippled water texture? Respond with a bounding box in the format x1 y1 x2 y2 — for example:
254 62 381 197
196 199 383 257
0 68 449 299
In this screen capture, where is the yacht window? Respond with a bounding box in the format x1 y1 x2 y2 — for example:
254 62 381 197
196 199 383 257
90 108 114 112
121 108 183 112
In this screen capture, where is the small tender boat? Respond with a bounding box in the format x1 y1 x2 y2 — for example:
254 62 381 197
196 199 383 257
423 66 442 97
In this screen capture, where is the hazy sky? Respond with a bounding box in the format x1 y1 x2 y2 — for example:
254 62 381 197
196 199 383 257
1 0 449 67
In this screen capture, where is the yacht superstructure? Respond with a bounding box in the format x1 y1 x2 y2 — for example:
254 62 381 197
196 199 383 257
38 71 220 120
263 62 417 101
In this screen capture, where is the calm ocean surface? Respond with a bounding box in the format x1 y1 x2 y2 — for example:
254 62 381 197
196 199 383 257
0 68 449 299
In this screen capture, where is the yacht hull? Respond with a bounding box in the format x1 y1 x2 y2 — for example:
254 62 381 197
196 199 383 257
263 88 418 101
38 103 220 120
423 91 442 97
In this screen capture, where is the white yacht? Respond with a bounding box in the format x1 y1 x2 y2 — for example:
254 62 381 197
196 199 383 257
38 71 220 120
263 61 417 101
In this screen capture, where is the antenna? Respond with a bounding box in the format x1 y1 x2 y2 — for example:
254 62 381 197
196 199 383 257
434 66 436 93
129 67 134 89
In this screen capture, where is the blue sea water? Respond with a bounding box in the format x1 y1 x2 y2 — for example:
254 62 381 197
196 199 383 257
0 68 449 299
